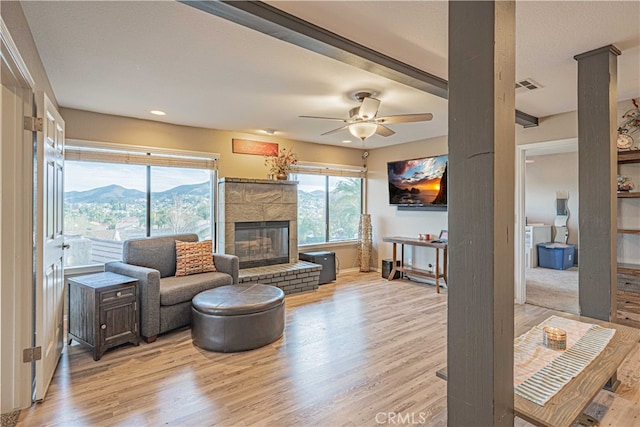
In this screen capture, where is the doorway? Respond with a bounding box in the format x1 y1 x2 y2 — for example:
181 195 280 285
515 139 579 314
1 27 36 412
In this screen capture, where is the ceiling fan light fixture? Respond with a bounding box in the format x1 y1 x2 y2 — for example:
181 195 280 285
349 122 377 141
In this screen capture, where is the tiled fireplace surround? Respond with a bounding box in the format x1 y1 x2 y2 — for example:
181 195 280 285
218 178 321 294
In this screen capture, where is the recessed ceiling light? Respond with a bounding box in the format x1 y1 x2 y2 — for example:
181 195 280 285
150 110 166 116
342 140 352 144
263 129 276 135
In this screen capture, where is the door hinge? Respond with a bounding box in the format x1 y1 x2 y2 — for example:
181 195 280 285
23 346 42 363
24 116 43 132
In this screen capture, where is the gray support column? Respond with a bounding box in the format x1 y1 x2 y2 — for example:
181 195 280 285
447 1 515 426
574 45 620 321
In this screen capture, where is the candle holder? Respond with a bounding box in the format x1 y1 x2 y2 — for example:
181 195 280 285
542 326 567 351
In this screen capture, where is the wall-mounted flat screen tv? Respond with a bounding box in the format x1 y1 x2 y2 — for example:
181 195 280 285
387 154 448 207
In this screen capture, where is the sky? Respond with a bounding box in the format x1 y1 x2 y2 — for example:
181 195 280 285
388 155 447 188
65 162 212 192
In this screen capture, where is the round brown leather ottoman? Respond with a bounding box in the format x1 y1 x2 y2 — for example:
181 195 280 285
191 283 285 352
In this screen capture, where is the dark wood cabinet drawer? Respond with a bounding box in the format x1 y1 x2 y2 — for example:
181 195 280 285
617 273 640 293
616 272 640 328
617 302 640 319
617 290 640 311
616 315 640 329
99 285 136 304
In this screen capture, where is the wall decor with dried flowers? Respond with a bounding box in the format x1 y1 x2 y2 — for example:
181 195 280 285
265 147 297 180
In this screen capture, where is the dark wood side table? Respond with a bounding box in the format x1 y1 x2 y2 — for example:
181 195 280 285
68 272 140 360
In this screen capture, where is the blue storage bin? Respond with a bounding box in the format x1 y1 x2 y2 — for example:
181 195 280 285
537 243 575 270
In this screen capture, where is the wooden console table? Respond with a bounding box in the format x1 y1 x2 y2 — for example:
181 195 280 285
382 236 447 293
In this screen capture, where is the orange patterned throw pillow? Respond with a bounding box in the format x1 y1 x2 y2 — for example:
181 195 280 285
175 240 216 277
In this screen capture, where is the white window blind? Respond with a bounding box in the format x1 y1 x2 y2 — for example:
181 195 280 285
291 162 366 178
65 145 218 170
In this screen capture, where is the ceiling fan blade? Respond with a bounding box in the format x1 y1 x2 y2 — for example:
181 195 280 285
299 115 348 122
321 124 350 136
375 124 396 137
376 113 433 124
358 97 381 119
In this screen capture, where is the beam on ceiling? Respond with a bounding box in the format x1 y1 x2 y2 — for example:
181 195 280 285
182 0 538 128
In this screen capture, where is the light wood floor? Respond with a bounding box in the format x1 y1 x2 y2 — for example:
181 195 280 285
17 272 640 426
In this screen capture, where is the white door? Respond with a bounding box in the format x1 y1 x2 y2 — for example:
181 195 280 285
34 92 65 401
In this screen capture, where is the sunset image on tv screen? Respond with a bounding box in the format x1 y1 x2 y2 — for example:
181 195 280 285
387 155 448 206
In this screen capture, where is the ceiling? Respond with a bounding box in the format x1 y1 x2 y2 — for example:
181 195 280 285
21 1 640 150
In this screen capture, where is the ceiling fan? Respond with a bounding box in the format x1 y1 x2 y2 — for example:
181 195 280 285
300 91 433 141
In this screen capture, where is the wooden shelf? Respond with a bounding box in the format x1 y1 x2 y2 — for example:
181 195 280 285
618 263 640 275
618 150 640 164
617 151 640 328
618 229 640 235
397 265 446 281
618 192 640 198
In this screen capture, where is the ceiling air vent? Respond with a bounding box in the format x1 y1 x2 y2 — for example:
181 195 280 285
515 78 543 92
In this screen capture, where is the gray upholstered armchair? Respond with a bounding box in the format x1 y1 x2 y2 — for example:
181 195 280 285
105 234 239 343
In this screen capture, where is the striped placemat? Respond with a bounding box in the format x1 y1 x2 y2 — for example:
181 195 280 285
514 316 594 386
514 317 615 406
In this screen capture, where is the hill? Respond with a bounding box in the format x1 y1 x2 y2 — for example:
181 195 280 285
65 182 210 204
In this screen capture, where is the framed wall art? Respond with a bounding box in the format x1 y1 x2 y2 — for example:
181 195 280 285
232 139 279 156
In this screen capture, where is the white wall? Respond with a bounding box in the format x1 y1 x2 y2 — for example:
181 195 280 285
525 151 579 250
365 105 586 275
365 99 637 274
60 108 365 180
366 136 448 272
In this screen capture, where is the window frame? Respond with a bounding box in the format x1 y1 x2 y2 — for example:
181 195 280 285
63 139 219 272
292 161 366 247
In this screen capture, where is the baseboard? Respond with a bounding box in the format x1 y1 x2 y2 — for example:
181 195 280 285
338 267 379 274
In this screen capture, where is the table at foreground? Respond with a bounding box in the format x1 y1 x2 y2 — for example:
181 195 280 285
436 314 640 427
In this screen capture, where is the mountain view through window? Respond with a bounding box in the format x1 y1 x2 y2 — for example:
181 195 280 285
64 161 212 267
297 175 362 245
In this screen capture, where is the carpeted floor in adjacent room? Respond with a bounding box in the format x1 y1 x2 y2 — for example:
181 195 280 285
526 266 579 314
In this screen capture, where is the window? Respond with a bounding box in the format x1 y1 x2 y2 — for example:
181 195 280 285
328 176 362 241
64 144 217 268
150 167 212 238
297 174 327 244
293 164 365 245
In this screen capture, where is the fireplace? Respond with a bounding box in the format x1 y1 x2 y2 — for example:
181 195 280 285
218 178 298 266
235 221 289 268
